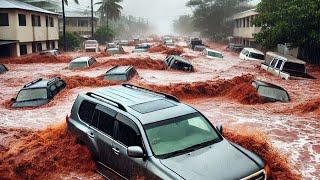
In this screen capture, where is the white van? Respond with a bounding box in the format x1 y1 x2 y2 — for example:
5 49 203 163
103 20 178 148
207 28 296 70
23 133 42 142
240 48 265 61
84 40 99 52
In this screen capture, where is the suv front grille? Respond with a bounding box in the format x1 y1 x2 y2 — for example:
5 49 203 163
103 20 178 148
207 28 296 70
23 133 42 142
241 170 266 180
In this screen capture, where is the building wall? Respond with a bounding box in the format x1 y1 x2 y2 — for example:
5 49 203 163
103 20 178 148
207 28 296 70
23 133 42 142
59 17 97 36
0 9 59 42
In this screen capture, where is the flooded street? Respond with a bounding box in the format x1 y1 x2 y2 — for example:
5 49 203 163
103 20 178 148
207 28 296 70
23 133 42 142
0 43 319 179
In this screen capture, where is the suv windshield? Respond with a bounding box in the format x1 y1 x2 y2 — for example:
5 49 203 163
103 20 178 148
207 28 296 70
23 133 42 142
16 88 48 102
145 113 221 159
257 86 289 102
70 61 88 68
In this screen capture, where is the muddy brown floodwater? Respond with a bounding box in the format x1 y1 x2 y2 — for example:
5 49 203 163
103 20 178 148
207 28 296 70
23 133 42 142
0 42 319 179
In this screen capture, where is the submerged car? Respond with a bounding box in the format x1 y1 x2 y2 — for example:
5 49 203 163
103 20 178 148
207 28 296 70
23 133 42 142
106 46 125 55
165 55 193 72
240 48 265 61
84 40 99 52
39 49 61 56
132 44 151 53
104 66 137 81
67 84 268 179
12 77 66 108
106 43 117 49
0 64 8 74
69 57 96 69
203 48 223 59
252 80 290 102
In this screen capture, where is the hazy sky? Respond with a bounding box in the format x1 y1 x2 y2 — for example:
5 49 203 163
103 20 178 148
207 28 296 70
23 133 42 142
65 0 260 35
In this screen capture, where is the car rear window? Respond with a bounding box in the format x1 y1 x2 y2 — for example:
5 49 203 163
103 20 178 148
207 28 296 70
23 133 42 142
283 62 306 73
257 86 289 102
130 99 176 114
16 88 48 102
78 100 96 124
105 74 128 81
70 61 88 68
208 51 223 58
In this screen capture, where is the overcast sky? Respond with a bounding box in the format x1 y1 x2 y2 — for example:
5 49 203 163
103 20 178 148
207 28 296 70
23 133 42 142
65 0 260 35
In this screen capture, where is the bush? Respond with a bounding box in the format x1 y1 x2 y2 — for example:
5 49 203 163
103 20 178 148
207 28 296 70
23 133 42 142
94 26 115 44
59 32 81 51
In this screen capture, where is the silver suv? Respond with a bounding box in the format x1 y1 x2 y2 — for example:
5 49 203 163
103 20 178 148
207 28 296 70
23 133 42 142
67 84 267 179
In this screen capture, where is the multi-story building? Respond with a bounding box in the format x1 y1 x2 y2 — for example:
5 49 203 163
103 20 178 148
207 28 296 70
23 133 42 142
0 0 59 57
59 11 98 38
232 9 261 47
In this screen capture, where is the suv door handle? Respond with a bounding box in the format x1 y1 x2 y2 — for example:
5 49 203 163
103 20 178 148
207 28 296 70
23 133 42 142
87 131 94 138
112 147 120 155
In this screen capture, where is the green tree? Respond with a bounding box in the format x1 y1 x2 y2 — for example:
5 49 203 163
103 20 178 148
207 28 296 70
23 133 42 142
187 0 252 41
253 0 320 64
95 0 123 28
173 15 194 36
94 26 115 44
59 32 81 51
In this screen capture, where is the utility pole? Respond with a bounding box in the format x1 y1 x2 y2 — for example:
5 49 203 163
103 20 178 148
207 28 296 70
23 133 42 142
62 0 66 51
91 0 94 39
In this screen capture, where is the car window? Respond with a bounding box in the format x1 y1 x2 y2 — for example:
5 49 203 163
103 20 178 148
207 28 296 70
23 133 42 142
276 60 283 69
282 62 306 73
270 58 277 68
56 80 65 90
91 109 100 128
116 114 142 147
249 52 265 60
49 84 57 96
70 61 88 68
98 111 116 137
88 58 96 66
78 100 96 124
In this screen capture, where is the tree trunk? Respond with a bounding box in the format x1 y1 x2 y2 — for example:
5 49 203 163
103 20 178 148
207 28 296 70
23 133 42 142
62 0 66 51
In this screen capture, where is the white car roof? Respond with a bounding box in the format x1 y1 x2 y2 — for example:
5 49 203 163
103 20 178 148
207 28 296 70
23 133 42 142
71 56 91 63
243 48 264 55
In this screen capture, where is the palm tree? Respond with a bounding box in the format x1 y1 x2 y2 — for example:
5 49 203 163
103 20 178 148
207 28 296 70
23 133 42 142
95 0 122 29
61 0 79 51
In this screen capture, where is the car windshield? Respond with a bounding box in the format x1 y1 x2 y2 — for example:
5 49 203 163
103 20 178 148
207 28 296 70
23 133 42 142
104 74 127 81
257 86 289 102
249 52 265 60
70 61 88 68
145 113 221 159
16 88 48 102
208 51 223 58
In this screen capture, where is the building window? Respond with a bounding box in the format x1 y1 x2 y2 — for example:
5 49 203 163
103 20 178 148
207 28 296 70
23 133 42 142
243 18 246 27
0 13 9 26
51 41 55 49
78 19 88 27
32 15 41 26
46 16 48 26
20 44 28 55
46 41 50 49
37 43 42 51
50 17 54 27
18 14 26 26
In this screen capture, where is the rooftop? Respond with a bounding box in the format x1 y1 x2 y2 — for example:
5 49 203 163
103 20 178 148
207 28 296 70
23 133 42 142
0 0 58 15
89 84 196 124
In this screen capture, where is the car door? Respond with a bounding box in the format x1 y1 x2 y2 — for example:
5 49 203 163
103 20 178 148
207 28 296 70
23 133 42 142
92 105 118 172
112 113 148 179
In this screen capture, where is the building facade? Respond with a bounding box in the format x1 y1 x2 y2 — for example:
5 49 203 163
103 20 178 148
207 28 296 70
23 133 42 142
232 9 261 47
0 0 59 57
59 11 98 38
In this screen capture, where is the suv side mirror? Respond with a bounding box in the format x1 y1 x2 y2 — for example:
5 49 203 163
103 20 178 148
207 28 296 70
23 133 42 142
127 146 144 158
216 124 223 134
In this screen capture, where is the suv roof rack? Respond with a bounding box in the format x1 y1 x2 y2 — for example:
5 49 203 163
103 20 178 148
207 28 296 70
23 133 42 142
122 84 180 103
47 77 61 85
24 78 42 88
87 92 127 112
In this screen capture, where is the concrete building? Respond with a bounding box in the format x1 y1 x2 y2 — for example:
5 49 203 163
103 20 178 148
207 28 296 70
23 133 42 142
232 9 261 47
0 0 59 57
59 11 98 38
